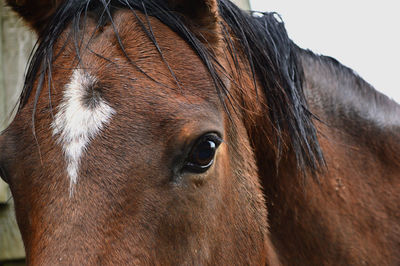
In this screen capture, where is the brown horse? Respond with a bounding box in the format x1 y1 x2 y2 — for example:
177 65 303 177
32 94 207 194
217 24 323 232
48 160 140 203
1 0 399 264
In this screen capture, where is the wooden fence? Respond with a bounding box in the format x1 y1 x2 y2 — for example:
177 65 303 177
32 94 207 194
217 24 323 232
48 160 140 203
0 0 36 264
0 0 250 264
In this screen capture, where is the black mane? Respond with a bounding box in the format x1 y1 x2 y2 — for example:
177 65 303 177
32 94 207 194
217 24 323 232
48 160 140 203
17 0 324 174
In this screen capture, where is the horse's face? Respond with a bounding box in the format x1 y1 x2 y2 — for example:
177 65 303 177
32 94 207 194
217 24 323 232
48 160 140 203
0 5 270 264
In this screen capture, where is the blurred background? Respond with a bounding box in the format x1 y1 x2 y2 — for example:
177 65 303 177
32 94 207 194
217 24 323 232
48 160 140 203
250 0 400 104
1 1 35 264
0 0 398 264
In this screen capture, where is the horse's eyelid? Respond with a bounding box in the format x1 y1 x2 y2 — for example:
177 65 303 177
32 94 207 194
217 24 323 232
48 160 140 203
209 134 222 142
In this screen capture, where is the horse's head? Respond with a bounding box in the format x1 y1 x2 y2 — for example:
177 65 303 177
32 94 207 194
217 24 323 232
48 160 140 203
1 0 281 264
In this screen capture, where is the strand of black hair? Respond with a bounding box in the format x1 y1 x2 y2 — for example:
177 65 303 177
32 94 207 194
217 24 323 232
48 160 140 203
16 0 325 177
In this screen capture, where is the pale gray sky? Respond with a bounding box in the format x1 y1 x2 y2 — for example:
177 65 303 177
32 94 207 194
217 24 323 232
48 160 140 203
249 0 400 103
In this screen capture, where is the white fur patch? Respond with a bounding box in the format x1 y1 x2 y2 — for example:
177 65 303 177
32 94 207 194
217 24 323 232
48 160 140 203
52 69 115 195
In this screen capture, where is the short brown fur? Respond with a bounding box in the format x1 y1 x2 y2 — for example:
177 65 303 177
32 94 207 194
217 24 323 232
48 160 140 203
1 0 399 265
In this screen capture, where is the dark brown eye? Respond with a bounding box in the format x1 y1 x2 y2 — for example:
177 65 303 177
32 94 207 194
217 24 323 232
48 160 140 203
184 134 222 173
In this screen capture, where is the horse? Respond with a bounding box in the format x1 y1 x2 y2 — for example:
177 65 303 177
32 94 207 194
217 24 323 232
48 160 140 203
1 0 399 264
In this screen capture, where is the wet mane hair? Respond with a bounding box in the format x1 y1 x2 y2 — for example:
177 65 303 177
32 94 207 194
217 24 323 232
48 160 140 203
18 0 324 174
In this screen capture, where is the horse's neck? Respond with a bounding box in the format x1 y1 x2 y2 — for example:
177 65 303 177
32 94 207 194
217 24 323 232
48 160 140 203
252 48 400 264
299 49 400 167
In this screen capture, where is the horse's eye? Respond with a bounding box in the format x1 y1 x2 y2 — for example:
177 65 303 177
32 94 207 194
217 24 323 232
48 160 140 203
184 134 222 173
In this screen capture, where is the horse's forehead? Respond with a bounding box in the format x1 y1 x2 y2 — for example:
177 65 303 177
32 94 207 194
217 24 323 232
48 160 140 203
46 66 221 194
63 10 219 101
3 10 223 193
49 11 221 119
